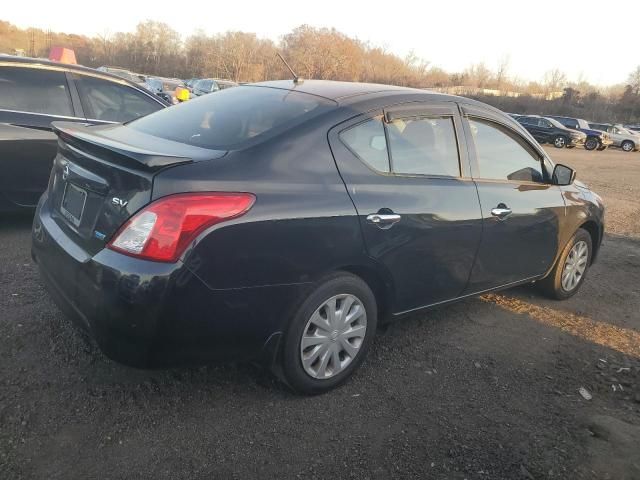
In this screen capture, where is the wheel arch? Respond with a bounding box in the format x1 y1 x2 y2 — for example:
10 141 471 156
579 220 602 264
336 263 395 323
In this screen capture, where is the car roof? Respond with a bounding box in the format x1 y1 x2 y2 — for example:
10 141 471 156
254 79 421 102
0 55 144 87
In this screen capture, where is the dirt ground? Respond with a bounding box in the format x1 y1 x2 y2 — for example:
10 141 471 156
550 146 640 238
0 147 639 479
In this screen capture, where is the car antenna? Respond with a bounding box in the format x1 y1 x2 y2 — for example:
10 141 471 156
276 52 303 84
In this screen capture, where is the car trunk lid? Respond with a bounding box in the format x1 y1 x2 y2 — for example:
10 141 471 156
48 122 225 255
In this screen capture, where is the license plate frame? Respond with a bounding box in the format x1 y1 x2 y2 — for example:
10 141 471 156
60 182 87 227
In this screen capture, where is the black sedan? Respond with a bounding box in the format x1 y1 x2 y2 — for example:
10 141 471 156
517 115 587 148
0 56 168 211
32 81 605 394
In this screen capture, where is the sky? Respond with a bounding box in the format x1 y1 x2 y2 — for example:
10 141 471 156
3 0 640 86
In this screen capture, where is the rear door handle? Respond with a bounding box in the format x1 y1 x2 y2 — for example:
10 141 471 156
491 204 512 220
366 213 401 229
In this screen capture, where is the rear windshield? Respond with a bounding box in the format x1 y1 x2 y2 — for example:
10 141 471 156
129 86 336 150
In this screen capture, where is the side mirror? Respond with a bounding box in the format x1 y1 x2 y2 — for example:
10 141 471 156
552 164 576 186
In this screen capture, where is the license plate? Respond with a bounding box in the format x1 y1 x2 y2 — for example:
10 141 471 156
60 183 87 227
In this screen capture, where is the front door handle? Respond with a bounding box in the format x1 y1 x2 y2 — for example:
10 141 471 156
491 204 512 220
366 213 402 229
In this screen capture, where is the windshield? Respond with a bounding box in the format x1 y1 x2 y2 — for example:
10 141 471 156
547 118 565 129
195 79 212 92
128 85 337 150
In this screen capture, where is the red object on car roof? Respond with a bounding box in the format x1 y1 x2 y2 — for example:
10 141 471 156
49 47 77 64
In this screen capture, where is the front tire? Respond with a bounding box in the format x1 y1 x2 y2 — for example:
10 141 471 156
621 140 635 152
281 272 377 394
538 228 592 300
584 138 598 151
554 136 567 148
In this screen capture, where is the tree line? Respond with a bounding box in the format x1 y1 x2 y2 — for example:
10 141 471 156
2 19 640 123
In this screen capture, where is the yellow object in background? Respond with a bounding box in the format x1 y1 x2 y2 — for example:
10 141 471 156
175 86 190 102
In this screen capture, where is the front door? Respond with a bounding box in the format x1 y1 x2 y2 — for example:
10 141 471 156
460 105 566 293
329 104 483 313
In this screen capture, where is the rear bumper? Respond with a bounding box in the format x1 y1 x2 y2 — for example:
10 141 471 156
32 195 306 368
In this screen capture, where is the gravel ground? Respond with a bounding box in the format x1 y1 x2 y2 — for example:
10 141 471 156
1 147 639 479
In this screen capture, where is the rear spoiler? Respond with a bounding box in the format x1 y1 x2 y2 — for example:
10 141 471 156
52 122 194 172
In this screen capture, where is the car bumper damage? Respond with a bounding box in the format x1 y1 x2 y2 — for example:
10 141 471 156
31 194 305 368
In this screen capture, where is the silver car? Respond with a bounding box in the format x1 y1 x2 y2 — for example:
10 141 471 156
589 122 640 152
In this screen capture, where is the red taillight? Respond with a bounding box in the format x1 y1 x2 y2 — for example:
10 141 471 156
107 192 255 262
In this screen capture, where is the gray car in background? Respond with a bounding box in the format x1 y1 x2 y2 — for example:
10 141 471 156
190 78 238 97
589 122 640 152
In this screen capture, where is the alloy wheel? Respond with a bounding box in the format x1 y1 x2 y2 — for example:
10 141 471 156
561 240 589 292
554 137 566 148
300 294 367 379
622 141 633 152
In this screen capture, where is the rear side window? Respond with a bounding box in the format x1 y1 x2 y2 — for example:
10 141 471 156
0 66 73 117
74 75 162 122
129 86 336 150
387 117 460 176
340 118 390 172
469 118 544 183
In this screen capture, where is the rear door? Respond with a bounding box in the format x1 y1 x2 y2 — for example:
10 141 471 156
0 64 84 207
519 117 546 143
329 103 483 313
460 105 565 292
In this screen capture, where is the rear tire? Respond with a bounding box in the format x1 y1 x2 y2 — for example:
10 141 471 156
584 137 598 151
281 272 377 395
621 140 634 152
553 136 567 148
538 228 592 300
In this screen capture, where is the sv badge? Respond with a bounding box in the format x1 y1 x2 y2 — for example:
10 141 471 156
112 197 128 208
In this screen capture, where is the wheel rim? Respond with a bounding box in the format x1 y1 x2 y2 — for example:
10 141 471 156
561 240 589 292
555 137 565 147
586 139 597 150
623 142 633 151
300 294 367 380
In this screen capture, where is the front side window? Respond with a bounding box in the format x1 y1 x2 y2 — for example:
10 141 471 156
340 117 390 172
74 75 162 123
0 66 73 117
469 118 544 183
386 117 460 176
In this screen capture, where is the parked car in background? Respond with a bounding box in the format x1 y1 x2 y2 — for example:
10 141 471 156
145 77 186 104
96 66 146 86
0 56 168 210
548 116 612 151
185 78 199 92
517 115 587 148
588 122 640 152
624 124 640 133
190 78 238 97
31 80 604 394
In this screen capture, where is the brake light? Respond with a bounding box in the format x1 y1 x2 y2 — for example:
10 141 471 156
107 192 255 262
